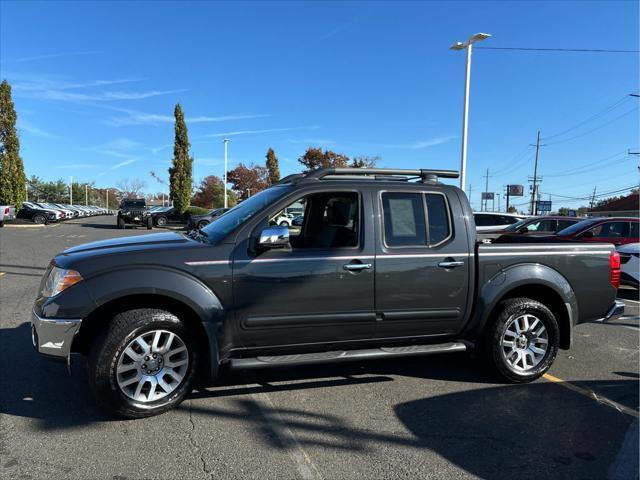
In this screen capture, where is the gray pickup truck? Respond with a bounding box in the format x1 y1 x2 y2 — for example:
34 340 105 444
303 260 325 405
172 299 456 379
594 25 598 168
31 168 624 418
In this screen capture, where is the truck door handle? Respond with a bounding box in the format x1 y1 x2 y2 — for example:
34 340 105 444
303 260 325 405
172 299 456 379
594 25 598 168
343 263 372 271
438 260 465 269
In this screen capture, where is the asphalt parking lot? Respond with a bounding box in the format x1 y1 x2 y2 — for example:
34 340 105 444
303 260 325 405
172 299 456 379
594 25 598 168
1 216 638 480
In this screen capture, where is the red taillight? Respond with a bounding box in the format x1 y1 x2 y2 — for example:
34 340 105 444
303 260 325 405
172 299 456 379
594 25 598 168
610 251 621 289
3 207 8 215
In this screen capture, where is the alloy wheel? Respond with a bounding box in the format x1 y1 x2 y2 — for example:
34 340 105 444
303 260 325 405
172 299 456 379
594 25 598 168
500 314 548 372
116 330 189 403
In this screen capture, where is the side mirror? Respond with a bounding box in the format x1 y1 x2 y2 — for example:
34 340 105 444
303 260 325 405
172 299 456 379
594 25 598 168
581 231 594 239
518 227 529 233
258 226 290 250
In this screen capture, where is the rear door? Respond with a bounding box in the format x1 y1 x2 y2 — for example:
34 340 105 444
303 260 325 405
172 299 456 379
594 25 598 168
375 189 471 339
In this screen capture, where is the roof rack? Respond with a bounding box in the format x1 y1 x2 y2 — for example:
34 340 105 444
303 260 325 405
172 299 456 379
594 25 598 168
305 168 459 183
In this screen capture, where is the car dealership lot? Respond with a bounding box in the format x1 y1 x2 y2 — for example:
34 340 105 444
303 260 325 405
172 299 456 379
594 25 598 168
1 216 638 479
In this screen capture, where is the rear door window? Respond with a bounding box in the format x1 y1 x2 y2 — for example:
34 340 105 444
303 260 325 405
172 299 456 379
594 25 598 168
382 193 426 247
630 221 639 240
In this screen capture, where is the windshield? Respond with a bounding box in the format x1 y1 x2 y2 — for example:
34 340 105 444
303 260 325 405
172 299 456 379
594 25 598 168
200 186 292 243
122 200 146 208
504 218 530 232
556 218 600 236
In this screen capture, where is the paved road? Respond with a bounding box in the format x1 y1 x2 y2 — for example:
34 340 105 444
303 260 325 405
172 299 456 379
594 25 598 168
1 217 638 479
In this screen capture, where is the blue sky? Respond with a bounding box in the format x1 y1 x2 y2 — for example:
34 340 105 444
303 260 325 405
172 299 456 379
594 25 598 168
1 0 638 210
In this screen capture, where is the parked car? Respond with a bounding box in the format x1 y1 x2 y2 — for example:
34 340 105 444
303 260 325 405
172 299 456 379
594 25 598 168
17 202 59 224
473 212 527 232
553 217 639 246
31 167 623 418
0 205 16 227
117 199 151 229
291 214 304 227
270 212 296 226
478 216 582 241
188 207 230 230
148 206 194 227
617 243 639 288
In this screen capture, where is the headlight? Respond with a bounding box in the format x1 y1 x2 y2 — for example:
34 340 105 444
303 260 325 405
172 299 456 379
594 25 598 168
41 266 83 298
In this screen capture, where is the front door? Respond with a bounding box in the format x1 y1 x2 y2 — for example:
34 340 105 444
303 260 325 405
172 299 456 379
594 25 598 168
233 189 376 349
375 190 471 339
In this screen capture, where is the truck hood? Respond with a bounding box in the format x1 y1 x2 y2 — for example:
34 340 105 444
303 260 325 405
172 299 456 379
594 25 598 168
62 232 191 255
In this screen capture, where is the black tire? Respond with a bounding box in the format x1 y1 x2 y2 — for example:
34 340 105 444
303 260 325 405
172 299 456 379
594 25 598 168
484 297 559 383
0 220 4 228
33 214 46 225
197 220 209 229
88 308 199 418
117 216 126 229
146 217 153 230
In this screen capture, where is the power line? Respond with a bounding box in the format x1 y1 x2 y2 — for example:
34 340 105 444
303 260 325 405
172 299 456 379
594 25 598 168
476 47 640 53
542 95 633 140
543 151 631 178
540 184 638 201
544 107 638 145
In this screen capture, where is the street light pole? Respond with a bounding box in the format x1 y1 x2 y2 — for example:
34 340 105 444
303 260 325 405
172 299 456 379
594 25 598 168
450 32 491 192
223 139 230 208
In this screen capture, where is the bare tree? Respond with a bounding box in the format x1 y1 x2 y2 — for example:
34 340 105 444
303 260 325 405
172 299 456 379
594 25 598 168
116 178 147 198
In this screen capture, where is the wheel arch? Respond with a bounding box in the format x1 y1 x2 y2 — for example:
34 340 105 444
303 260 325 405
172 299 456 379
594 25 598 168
73 268 224 380
469 263 577 350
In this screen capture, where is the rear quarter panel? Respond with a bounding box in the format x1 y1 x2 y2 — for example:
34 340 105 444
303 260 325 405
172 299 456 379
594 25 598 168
476 242 616 324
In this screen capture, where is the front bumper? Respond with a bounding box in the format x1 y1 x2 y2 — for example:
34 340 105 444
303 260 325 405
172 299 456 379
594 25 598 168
31 310 82 359
602 300 625 322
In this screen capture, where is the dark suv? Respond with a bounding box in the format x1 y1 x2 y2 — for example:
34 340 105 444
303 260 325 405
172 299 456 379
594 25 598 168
31 168 622 418
117 199 151 229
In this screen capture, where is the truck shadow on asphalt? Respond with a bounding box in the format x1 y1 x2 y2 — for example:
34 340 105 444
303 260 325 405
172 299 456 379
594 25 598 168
2 323 638 479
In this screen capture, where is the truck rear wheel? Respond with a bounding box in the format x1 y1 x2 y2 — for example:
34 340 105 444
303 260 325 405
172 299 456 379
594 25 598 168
485 297 559 383
88 308 198 418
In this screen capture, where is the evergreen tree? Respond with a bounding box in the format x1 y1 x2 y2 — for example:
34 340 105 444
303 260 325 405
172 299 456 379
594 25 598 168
168 103 193 213
0 80 26 208
265 147 280 184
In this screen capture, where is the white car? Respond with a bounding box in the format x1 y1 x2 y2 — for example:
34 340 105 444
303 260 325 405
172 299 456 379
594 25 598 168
617 243 639 288
271 213 295 226
0 205 15 227
473 212 527 232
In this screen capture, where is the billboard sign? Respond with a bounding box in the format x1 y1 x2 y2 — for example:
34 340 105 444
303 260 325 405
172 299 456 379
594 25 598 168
507 185 524 196
537 200 552 212
481 192 494 200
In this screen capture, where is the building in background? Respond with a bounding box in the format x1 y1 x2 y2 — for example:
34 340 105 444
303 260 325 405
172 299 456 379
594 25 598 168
588 192 639 217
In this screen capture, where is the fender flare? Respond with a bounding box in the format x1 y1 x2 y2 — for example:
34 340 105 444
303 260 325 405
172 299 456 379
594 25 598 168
82 266 223 378
467 263 578 348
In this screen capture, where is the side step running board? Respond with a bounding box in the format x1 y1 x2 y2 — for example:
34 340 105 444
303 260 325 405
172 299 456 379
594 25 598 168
230 341 467 370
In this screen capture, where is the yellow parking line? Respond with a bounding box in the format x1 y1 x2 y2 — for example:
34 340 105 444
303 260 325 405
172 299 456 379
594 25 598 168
543 373 638 418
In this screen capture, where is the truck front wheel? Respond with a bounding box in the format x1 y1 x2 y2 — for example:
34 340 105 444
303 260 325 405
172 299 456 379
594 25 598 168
117 216 125 229
485 298 559 383
88 308 198 418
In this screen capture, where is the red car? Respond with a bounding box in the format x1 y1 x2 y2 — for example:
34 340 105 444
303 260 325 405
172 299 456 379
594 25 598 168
478 215 582 241
553 217 639 246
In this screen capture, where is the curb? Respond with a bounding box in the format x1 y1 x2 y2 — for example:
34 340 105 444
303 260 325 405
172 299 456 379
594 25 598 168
3 223 59 228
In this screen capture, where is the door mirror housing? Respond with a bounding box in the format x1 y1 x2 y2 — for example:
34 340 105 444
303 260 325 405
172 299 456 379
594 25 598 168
258 226 290 250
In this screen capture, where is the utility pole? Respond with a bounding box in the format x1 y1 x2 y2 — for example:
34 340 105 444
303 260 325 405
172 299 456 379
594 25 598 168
590 187 597 209
223 139 230 208
482 168 490 211
505 186 510 213
529 131 545 215
468 184 473 210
